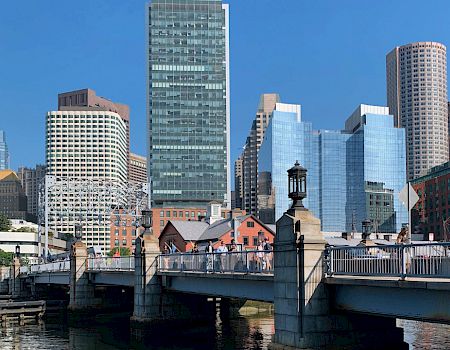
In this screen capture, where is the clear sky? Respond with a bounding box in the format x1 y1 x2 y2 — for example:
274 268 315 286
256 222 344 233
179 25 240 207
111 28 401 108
1 0 449 172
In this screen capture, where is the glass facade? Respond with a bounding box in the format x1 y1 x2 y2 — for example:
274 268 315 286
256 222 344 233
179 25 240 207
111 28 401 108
147 0 230 208
0 130 9 170
258 106 407 233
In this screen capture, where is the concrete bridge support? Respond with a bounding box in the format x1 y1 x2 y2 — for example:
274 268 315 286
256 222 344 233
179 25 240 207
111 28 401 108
131 230 215 326
68 241 96 315
9 257 23 298
269 206 408 350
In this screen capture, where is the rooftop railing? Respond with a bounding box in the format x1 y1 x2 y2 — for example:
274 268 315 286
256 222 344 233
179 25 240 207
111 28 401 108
327 242 450 278
157 250 274 275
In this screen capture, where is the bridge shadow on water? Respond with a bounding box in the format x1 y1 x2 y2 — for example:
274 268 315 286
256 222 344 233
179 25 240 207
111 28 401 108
35 310 274 350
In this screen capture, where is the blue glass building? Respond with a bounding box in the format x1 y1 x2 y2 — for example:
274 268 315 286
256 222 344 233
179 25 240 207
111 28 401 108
0 131 9 170
258 104 407 233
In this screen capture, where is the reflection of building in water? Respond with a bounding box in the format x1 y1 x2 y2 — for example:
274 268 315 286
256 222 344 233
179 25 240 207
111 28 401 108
365 181 395 233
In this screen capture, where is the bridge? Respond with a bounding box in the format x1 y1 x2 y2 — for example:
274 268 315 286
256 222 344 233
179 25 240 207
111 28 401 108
6 211 450 349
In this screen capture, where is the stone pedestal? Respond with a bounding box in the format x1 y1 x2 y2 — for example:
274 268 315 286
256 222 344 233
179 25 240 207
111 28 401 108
9 258 21 298
68 241 96 316
269 207 407 350
131 231 162 324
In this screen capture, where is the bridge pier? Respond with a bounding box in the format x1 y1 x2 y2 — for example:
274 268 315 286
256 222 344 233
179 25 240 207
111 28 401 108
269 206 408 350
68 240 96 317
9 257 23 298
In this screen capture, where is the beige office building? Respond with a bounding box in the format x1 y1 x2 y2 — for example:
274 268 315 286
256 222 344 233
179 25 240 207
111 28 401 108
129 153 147 185
46 108 128 253
237 93 279 215
387 41 448 180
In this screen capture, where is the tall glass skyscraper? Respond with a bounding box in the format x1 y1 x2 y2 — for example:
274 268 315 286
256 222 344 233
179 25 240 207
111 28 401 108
258 104 407 233
147 0 230 208
0 131 9 170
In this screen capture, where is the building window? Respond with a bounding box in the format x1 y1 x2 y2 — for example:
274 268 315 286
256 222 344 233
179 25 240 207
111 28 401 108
185 211 189 218
115 229 119 236
179 211 183 217
160 211 164 217
253 237 258 246
114 239 119 247
243 236 249 246
166 211 171 217
160 220 164 227
132 239 136 246
191 211 195 217
122 229 127 236
247 221 255 228
173 211 177 217
122 239 127 246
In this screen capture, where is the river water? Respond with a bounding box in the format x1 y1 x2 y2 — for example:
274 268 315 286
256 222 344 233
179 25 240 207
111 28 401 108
0 315 449 349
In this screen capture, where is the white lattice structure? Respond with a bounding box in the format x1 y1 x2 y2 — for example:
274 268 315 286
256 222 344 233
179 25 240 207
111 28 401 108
38 176 150 257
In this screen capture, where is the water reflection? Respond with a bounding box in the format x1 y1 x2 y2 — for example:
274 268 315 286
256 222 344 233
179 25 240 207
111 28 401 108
1 316 450 349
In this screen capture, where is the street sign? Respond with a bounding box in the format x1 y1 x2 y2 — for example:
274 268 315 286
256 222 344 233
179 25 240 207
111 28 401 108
399 183 419 211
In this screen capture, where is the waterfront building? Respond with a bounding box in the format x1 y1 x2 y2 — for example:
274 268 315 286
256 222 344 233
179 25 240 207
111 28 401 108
0 219 67 264
17 165 46 223
411 161 450 240
0 170 28 220
129 153 147 185
0 131 9 170
147 0 230 208
159 204 274 252
46 93 129 254
387 42 448 180
239 94 280 216
258 104 407 233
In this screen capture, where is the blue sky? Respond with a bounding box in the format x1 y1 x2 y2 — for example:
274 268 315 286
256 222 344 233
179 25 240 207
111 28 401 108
1 0 449 171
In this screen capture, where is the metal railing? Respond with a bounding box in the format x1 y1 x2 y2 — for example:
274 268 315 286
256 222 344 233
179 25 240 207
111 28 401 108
86 256 134 271
327 243 450 278
30 261 70 273
157 250 274 275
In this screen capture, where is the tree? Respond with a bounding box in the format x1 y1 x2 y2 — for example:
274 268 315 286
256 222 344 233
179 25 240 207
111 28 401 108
0 249 13 266
0 214 11 232
107 247 131 257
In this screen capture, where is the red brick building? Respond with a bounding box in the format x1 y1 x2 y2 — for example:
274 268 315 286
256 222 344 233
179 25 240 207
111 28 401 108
411 161 450 240
159 214 275 252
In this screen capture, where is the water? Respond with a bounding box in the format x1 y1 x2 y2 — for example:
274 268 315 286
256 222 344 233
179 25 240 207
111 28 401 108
1 316 450 349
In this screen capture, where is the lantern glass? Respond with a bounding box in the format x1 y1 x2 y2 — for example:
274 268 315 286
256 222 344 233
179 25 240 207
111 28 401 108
75 224 83 240
142 210 152 229
15 245 20 258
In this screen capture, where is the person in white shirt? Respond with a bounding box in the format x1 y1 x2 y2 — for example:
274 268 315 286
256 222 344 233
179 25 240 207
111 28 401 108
216 241 228 272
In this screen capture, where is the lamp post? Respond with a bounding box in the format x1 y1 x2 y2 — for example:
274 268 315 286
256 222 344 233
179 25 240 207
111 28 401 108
361 219 372 241
15 244 20 259
140 209 152 237
74 224 83 242
287 161 307 211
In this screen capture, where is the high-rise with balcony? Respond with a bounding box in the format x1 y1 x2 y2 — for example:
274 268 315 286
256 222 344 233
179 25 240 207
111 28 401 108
387 42 448 180
0 131 9 170
147 0 230 208
46 92 129 253
238 93 279 216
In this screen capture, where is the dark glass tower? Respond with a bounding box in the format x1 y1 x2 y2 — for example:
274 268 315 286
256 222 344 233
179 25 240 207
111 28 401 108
147 0 230 208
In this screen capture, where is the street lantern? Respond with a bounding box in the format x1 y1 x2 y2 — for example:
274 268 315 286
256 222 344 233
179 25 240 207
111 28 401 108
288 161 307 209
140 209 152 237
15 245 20 258
362 219 372 240
74 224 83 241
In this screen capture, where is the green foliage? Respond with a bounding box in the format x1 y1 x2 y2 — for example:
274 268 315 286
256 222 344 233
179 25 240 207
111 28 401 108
0 214 11 232
107 247 131 257
0 249 13 266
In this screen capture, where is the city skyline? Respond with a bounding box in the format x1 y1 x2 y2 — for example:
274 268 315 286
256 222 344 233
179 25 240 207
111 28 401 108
2 0 450 173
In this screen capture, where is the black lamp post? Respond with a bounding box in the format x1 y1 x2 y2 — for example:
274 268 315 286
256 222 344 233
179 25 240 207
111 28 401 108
288 161 307 210
15 244 20 259
362 219 372 240
140 209 152 237
74 224 83 241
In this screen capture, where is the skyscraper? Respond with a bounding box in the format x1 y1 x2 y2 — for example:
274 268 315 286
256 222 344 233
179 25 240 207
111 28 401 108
17 165 46 222
387 42 448 180
129 153 147 185
234 155 243 210
0 131 9 170
147 0 230 208
258 103 407 233
239 93 279 215
46 92 129 253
